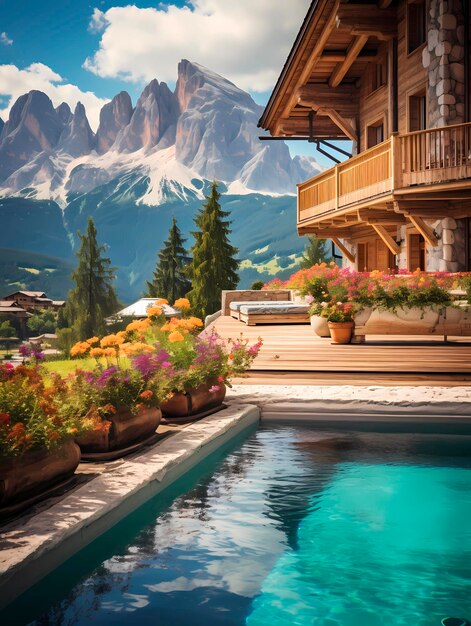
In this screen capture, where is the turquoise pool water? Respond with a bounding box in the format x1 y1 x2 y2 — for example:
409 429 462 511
3 424 471 626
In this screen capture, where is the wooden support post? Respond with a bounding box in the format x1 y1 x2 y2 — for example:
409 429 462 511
371 224 400 255
407 215 439 247
318 108 358 142
329 35 369 87
332 237 356 263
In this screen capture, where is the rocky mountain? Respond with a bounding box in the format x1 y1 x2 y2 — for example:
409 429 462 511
0 60 323 300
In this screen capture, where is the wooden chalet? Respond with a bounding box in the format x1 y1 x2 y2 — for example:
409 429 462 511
2 291 65 312
259 0 471 273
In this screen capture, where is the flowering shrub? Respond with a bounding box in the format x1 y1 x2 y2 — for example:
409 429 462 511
317 302 355 323
18 342 45 363
267 263 463 315
58 362 169 433
0 363 94 459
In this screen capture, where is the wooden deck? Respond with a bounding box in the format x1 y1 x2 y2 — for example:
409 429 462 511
210 316 471 386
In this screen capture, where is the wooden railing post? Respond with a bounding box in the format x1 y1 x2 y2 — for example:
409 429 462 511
390 132 401 189
335 164 339 210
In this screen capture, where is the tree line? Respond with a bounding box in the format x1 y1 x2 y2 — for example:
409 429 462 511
7 181 332 348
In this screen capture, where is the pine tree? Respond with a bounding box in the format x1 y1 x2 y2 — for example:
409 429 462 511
187 182 239 318
65 218 120 339
145 217 191 302
300 236 332 269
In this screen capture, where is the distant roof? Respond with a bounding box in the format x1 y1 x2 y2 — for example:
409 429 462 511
35 298 53 303
52 300 66 306
110 298 181 319
29 333 58 341
9 291 47 298
0 300 22 308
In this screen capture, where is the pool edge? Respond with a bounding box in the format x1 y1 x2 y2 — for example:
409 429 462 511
0 403 260 610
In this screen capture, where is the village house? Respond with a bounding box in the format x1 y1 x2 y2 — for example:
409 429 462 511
258 0 471 273
2 291 65 312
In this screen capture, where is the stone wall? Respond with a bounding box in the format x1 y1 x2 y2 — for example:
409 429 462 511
423 0 465 127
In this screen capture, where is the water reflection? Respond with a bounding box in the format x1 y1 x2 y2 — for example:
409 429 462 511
1 426 469 626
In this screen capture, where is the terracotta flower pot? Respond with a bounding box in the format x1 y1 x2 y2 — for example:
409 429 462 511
161 381 227 418
328 321 354 344
0 440 80 507
76 406 162 453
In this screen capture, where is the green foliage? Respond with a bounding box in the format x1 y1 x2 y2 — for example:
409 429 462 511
55 328 75 357
461 276 471 304
27 309 57 335
65 218 120 340
300 237 332 269
0 319 17 338
145 217 191 302
251 280 264 290
187 182 239 318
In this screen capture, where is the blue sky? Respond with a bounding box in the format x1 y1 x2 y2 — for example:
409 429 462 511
0 0 342 164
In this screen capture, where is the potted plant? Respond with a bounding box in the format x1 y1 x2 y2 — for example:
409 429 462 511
321 302 355 344
0 363 92 512
67 330 169 456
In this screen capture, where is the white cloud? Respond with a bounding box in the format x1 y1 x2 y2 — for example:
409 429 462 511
0 63 108 130
84 0 310 92
1 32 13 46
88 8 108 34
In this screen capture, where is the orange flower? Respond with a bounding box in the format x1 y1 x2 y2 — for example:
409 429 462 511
140 390 153 399
168 330 185 343
100 334 125 348
89 347 105 358
173 297 191 310
70 341 90 357
86 336 100 345
146 305 163 318
120 342 154 356
126 319 150 333
154 298 168 305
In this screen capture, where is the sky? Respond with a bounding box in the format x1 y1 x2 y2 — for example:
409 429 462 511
0 0 340 164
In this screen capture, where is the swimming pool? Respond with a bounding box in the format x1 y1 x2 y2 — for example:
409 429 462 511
3 423 471 626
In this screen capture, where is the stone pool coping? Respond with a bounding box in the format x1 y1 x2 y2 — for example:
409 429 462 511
0 403 260 610
227 384 471 421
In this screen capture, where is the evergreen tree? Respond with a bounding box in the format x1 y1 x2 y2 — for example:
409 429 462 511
145 217 191 302
300 236 332 269
187 182 239 318
65 218 120 339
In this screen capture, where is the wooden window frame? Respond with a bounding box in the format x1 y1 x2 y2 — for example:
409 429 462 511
365 116 387 148
406 0 427 56
406 82 428 132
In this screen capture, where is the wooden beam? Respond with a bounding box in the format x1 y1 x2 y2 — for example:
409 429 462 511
308 228 354 238
407 216 439 247
329 35 369 87
317 108 357 141
358 208 407 225
275 0 340 135
332 238 356 263
336 5 397 41
371 225 400 255
378 0 393 7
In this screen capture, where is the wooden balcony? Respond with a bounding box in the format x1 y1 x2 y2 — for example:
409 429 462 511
298 122 471 233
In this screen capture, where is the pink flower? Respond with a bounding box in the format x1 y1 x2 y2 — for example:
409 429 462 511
209 385 220 393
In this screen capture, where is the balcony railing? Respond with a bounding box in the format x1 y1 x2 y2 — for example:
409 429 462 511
298 122 471 226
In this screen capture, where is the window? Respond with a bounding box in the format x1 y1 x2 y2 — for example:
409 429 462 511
408 0 426 54
408 233 426 271
409 91 427 131
367 121 384 148
370 56 387 93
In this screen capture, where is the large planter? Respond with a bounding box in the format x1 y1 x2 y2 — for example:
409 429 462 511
310 315 330 337
328 321 354 344
161 381 227 418
76 406 162 453
0 439 80 508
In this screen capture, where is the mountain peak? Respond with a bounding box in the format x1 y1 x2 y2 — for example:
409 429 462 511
55 102 72 126
114 79 179 153
96 90 133 154
175 59 252 113
57 101 95 157
0 90 63 182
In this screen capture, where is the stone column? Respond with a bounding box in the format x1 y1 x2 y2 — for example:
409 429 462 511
423 0 465 127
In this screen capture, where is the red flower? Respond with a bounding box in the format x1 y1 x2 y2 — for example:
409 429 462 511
0 412 10 425
139 390 153 400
